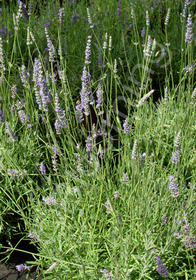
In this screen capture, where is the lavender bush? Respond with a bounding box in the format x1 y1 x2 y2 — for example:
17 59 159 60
0 0 196 279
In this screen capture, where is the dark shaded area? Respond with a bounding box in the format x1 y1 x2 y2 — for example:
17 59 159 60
0 213 40 280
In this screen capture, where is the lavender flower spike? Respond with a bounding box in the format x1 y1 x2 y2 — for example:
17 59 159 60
164 8 171 26
0 37 6 74
39 162 46 174
33 58 51 111
136 90 154 108
132 139 138 159
185 14 193 43
171 129 182 163
123 118 130 134
80 65 91 116
54 93 68 134
174 129 181 148
20 65 30 89
169 176 179 197
45 27 56 62
58 7 65 24
155 257 168 278
96 78 104 115
75 101 84 123
85 35 91 65
14 1 22 31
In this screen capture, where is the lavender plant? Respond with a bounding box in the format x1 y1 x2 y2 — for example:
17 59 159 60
0 1 196 279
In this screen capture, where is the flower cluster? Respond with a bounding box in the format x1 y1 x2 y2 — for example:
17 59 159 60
184 64 193 72
161 214 167 226
109 36 112 51
76 65 91 119
54 93 68 134
141 27 146 38
28 231 40 241
169 176 179 197
45 27 56 62
143 35 153 58
33 58 51 111
16 263 30 272
7 168 26 178
14 1 23 31
96 79 104 115
42 196 56 205
87 7 93 28
26 26 33 46
39 162 46 174
20 65 30 89
155 256 169 278
121 173 129 183
139 152 146 166
164 8 171 25
0 37 6 76
136 90 154 107
146 10 150 26
58 7 65 24
114 191 119 199
85 136 93 152
18 109 30 127
132 139 138 159
123 118 130 134
185 14 193 43
164 86 169 101
51 145 59 174
100 269 113 279
20 0 29 22
84 35 91 65
103 32 108 50
174 216 196 250
105 200 111 214
171 130 182 163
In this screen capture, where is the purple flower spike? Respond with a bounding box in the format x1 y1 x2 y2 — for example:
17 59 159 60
169 176 179 197
155 257 168 278
185 14 193 43
84 35 91 65
39 162 46 174
141 27 146 37
123 118 130 134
